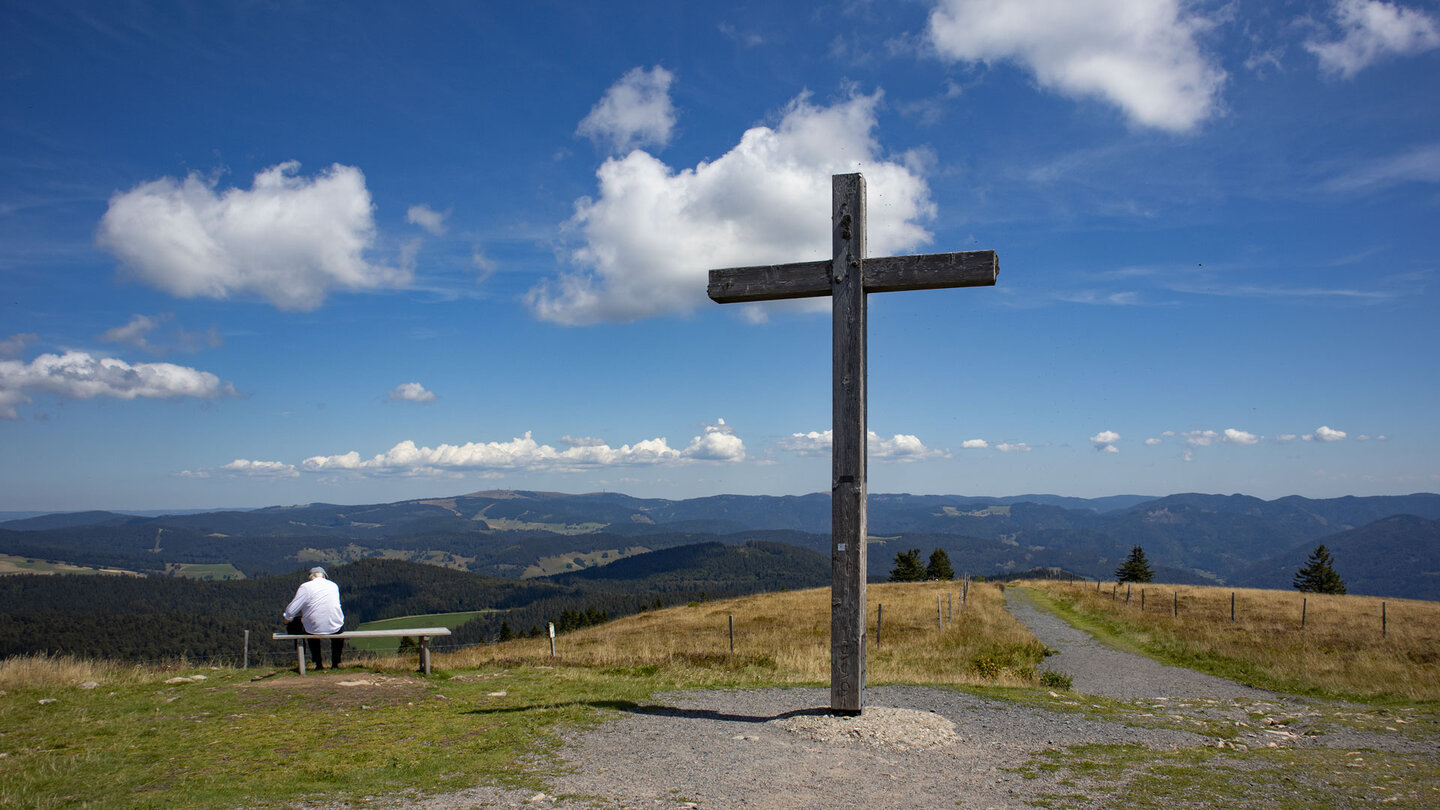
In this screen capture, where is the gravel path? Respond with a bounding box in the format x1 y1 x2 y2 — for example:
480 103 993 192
304 588 1435 810
1005 588 1279 702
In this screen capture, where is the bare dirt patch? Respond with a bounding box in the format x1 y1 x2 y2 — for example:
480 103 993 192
238 672 430 711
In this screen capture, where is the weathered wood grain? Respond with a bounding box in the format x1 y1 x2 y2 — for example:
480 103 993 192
707 250 997 303
830 173 867 714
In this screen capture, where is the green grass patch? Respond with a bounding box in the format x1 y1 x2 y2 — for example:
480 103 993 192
952 684 1244 739
941 504 1011 517
0 663 681 809
521 547 649 578
0 554 141 577
167 563 245 581
483 518 608 535
1018 744 1440 809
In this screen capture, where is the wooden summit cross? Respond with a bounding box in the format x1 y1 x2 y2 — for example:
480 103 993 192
707 173 998 714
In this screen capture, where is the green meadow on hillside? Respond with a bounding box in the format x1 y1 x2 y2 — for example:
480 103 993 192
349 610 499 653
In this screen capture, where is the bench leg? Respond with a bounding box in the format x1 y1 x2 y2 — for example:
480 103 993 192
420 636 431 675
296 639 307 675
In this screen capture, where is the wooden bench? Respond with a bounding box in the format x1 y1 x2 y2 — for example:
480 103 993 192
272 628 452 675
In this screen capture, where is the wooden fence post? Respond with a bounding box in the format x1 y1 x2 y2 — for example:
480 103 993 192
1126 583 1132 605
1301 598 1307 629
938 594 944 630
729 614 735 654
1141 588 1146 611
876 603 883 648
1173 591 1178 617
1382 601 1387 638
1231 592 1235 622
243 629 249 669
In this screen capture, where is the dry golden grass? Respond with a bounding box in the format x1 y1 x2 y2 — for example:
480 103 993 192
443 581 1049 688
1021 580 1440 702
0 653 153 691
0 583 1047 695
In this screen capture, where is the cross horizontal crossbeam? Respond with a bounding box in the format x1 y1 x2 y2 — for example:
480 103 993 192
707 250 997 303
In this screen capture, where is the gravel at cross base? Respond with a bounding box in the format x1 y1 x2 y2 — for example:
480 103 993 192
310 684 1204 810
297 588 1436 810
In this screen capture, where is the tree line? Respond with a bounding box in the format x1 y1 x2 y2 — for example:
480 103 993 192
887 548 955 582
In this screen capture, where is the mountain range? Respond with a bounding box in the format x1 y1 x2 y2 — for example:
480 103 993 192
3 489 1437 600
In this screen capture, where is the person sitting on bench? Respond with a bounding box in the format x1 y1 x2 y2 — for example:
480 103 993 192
282 566 345 670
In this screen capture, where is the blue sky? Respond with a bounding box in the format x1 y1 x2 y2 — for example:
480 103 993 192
2 0 1437 512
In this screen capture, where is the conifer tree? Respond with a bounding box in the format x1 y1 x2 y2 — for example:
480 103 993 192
1114 545 1154 583
926 548 955 581
889 548 926 582
1293 544 1346 594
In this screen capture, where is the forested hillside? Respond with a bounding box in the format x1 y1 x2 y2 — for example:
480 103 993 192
0 559 552 661
1237 515 1440 600
0 541 833 662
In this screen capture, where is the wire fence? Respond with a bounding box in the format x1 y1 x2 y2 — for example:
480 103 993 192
12 634 517 671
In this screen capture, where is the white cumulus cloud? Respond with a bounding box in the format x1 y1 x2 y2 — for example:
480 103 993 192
683 418 747 461
870 432 945 461
777 428 943 460
219 459 299 478
1222 428 1261 445
927 0 1226 132
388 382 437 403
1090 430 1121 453
1165 429 1217 446
1305 425 1348 442
0 350 236 419
299 421 744 476
406 204 448 235
577 66 678 154
1306 0 1440 78
97 161 410 311
529 89 936 325
778 429 833 456
1161 428 1261 447
962 438 1032 452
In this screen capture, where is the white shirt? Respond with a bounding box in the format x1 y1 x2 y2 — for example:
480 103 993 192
283 577 345 634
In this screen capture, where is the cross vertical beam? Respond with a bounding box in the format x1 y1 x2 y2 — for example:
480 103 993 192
830 174 867 714
707 172 998 715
